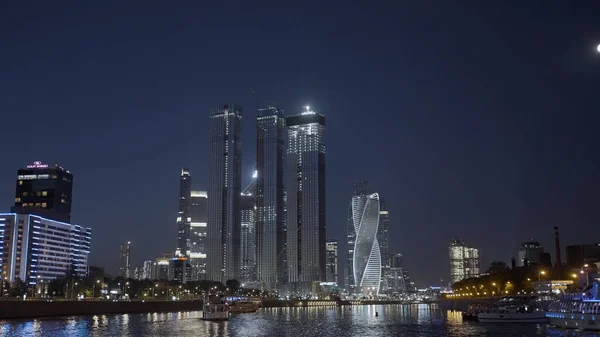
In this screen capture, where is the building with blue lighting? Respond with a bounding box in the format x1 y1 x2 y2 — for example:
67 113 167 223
0 213 91 285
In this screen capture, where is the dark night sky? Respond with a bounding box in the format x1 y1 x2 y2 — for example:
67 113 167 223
1 1 599 286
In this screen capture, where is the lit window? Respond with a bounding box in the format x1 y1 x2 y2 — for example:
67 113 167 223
22 192 28 196
18 180 23 185
61 199 66 203
42 202 47 208
42 191 47 196
15 197 21 202
22 202 28 207
35 203 41 207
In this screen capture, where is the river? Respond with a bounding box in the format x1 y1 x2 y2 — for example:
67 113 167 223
0 304 598 336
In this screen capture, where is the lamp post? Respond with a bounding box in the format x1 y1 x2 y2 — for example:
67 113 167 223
582 264 590 287
93 280 100 299
538 271 546 282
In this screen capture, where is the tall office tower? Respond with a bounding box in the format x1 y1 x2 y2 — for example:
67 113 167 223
378 200 389 268
325 240 338 285
12 161 73 222
256 106 286 290
240 193 256 283
377 200 390 292
0 213 91 284
286 106 326 293
190 190 208 280
385 252 406 294
347 181 370 291
154 256 171 280
207 104 243 283
176 169 192 257
120 241 131 278
449 239 480 284
142 260 154 280
352 192 382 295
516 240 544 267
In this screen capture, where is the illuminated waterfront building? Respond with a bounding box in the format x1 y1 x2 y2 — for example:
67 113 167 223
176 169 192 257
286 107 326 293
207 104 243 283
0 213 91 285
256 106 287 291
351 192 382 295
190 190 208 280
449 239 480 284
326 240 338 285
119 241 131 278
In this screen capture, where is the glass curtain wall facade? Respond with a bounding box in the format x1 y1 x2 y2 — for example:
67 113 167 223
176 169 192 257
207 104 243 283
256 107 286 290
325 240 338 285
347 181 370 291
240 193 256 283
120 241 131 278
286 109 326 293
449 239 480 284
352 193 382 295
190 190 208 280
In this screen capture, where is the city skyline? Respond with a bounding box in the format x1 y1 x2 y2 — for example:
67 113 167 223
2 2 600 286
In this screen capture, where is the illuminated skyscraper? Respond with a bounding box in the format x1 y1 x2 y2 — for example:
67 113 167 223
449 239 480 284
176 169 192 257
256 106 286 290
347 181 370 290
190 190 208 280
326 240 338 285
286 107 326 293
120 241 131 278
207 104 243 283
240 193 256 283
352 192 382 295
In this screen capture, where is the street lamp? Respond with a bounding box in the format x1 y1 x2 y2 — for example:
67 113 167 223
93 280 100 299
582 265 590 287
538 271 546 282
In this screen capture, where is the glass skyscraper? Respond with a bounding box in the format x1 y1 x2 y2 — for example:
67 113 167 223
256 106 286 290
352 192 382 295
207 104 243 283
176 169 192 257
190 190 208 280
449 239 480 284
119 241 131 278
286 107 326 293
240 193 256 283
347 181 370 290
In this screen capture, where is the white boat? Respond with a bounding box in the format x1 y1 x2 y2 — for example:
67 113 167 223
546 282 600 331
202 295 229 321
476 295 549 323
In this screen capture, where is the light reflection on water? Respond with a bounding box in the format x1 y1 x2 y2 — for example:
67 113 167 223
0 305 599 337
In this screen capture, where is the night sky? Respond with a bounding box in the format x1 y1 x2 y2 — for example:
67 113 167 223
2 2 599 286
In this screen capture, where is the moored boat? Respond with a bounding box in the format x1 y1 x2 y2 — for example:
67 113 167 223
476 296 549 323
546 282 600 331
202 295 229 321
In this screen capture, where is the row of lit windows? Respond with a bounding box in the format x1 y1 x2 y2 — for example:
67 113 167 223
20 191 49 197
21 202 48 207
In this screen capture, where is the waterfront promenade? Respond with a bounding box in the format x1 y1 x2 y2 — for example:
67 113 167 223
0 298 438 319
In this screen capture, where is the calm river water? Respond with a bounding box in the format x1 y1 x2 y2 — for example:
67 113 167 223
0 304 598 337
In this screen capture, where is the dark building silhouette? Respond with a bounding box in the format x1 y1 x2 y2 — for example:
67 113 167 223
566 244 600 268
12 161 73 222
